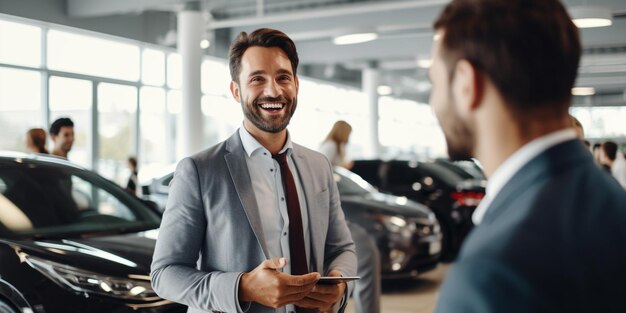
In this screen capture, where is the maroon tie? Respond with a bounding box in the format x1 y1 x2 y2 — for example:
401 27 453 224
273 152 318 313
272 152 309 276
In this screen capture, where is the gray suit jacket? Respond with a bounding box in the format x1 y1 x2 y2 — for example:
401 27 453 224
435 139 626 313
151 132 357 313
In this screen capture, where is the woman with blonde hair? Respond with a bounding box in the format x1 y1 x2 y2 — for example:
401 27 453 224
319 120 353 169
26 128 49 154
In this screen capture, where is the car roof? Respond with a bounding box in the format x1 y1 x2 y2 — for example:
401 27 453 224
0 151 87 170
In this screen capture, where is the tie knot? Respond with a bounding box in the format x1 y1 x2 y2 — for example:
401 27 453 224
272 152 288 165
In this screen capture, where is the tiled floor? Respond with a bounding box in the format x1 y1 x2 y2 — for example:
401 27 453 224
345 263 450 313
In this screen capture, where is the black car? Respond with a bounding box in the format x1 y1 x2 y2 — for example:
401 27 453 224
143 167 442 279
0 152 185 313
351 159 486 261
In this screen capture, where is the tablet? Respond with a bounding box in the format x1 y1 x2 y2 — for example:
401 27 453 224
316 276 361 285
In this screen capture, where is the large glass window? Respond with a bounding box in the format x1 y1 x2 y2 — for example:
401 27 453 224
202 59 230 96
139 87 167 171
97 83 137 185
167 53 181 89
202 94 241 143
0 67 42 152
47 30 140 81
379 97 446 158
141 49 165 86
0 19 41 68
571 106 626 139
49 76 92 167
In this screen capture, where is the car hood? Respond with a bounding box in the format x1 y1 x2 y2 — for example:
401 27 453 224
1 229 159 277
341 192 433 218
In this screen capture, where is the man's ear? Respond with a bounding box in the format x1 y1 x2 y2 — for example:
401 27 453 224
452 59 484 114
295 75 300 93
230 81 241 102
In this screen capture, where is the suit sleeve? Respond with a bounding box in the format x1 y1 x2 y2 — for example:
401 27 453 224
435 257 542 313
321 158 358 313
150 157 245 313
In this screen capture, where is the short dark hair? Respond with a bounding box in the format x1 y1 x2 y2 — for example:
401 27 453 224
433 0 580 115
602 141 618 161
228 28 299 83
128 157 137 169
49 117 74 135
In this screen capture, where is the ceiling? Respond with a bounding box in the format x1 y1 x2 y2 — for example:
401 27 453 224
66 0 626 106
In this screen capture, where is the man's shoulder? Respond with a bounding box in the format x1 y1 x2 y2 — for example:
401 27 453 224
293 142 328 161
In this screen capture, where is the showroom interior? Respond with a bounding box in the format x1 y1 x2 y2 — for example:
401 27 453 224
0 0 625 312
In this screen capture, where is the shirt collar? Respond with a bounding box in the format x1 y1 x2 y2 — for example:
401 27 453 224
472 128 577 224
238 124 294 158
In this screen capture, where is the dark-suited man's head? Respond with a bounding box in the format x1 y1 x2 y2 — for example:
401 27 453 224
428 0 581 161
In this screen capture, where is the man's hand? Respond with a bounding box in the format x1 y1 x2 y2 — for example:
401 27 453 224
239 258 320 308
294 270 346 312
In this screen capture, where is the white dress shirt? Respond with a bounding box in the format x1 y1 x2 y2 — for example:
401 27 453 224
239 127 311 313
472 129 578 225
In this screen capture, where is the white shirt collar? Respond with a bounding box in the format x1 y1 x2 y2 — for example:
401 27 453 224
472 128 578 225
238 124 293 157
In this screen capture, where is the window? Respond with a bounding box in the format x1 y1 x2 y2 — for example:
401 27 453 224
201 94 241 143
571 107 626 139
0 67 42 152
49 76 92 167
47 30 140 81
167 53 181 89
0 19 41 68
202 59 230 96
142 49 165 86
98 83 137 185
139 87 167 170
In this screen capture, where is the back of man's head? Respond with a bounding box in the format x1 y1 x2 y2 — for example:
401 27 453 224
433 0 580 116
49 117 74 136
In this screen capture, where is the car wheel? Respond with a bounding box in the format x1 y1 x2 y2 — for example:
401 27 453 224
0 299 18 313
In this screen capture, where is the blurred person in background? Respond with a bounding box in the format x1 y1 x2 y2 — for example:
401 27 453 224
600 141 626 188
25 128 48 154
126 157 139 196
319 121 381 313
592 143 602 164
599 141 617 173
429 0 626 312
319 120 354 170
569 115 584 140
49 117 74 159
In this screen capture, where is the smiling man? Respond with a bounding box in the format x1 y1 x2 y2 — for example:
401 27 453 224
151 28 356 313
428 0 626 312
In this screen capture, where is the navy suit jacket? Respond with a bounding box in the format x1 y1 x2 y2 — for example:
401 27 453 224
435 139 626 313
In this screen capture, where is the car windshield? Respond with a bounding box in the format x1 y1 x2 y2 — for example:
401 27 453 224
0 159 161 239
334 167 377 196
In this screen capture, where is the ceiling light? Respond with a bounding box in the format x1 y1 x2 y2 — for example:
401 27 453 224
377 85 393 96
333 32 378 45
200 39 210 49
570 6 613 28
572 87 596 96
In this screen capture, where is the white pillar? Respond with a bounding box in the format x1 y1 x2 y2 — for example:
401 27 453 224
177 9 204 159
362 67 381 158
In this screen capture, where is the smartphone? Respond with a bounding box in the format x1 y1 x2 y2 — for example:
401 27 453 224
316 276 361 285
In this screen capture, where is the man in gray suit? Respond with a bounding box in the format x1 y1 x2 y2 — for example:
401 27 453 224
151 28 357 313
428 0 626 312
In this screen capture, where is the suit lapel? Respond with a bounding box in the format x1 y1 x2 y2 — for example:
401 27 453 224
482 139 590 224
292 145 325 271
224 133 270 259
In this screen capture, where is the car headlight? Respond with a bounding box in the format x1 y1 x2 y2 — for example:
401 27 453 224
381 215 415 239
25 255 159 301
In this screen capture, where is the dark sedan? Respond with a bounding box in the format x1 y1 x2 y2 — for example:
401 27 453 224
143 167 442 279
0 152 185 313
351 159 486 261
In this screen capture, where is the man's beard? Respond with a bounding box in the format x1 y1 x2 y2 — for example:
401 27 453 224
241 95 297 133
443 98 474 161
